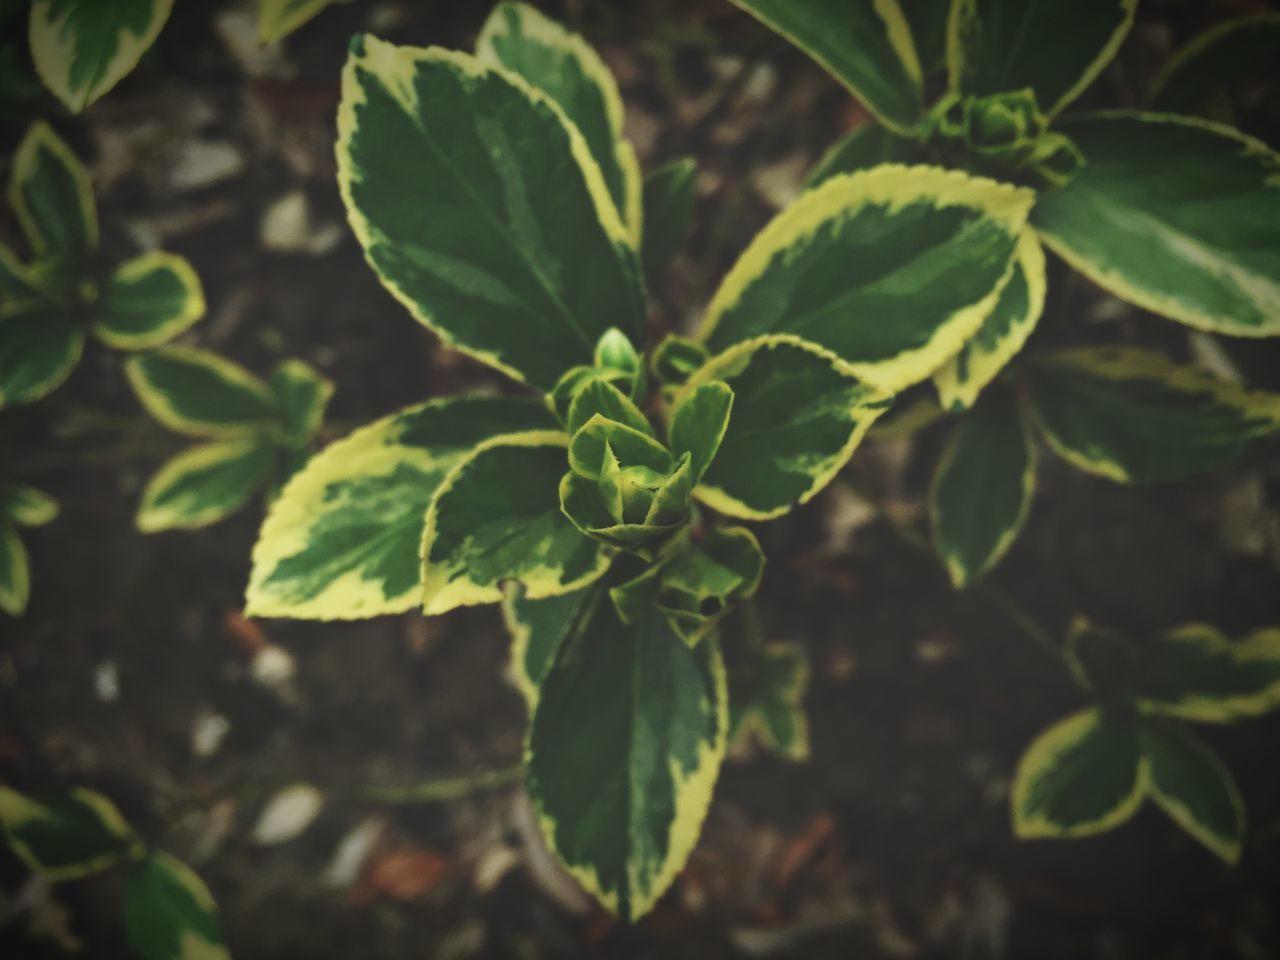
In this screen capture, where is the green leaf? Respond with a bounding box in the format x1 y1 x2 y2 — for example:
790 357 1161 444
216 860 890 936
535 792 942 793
568 414 674 480
502 582 601 709
29 0 173 111
8 121 97 267
593 328 642 380
258 0 336 43
650 334 708 389
1133 623 1280 724
0 522 30 616
699 165 1034 393
566 376 651 437
646 526 765 647
337 36 646 391
947 0 1137 116
122 851 230 960
246 396 556 620
1149 14 1280 122
125 346 278 438
137 438 276 533
900 0 950 73
728 0 923 134
1026 347 1280 484
268 359 334 448
1139 721 1244 864
0 243 44 314
929 384 1035 589
525 596 727 921
0 310 85 408
729 641 811 761
92 252 205 351
1011 707 1145 840
668 380 733 484
1064 617 1137 700
682 336 889 520
422 432 610 615
932 230 1045 411
642 158 697 279
476 1 641 243
1031 112 1280 337
0 786 140 879
806 121 925 189
0 482 58 527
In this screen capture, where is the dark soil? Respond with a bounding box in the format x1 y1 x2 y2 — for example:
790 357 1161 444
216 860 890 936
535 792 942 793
3 1 1280 957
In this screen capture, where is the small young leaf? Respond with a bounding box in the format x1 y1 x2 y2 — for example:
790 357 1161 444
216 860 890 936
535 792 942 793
0 786 140 879
593 328 641 379
421 432 609 615
125 346 278 438
932 230 1046 412
477 1 642 242
699 165 1034 393
1064 617 1137 699
668 380 733 484
728 0 924 134
683 336 889 520
247 396 556 620
8 121 97 266
258 0 336 44
1011 708 1145 840
1027 347 1280 484
649 526 764 646
806 122 924 189
650 334 709 388
1148 14 1280 122
137 438 276 533
642 157 697 278
568 415 673 480
1133 623 1280 724
947 0 1137 116
29 0 175 112
929 385 1035 589
566 377 651 437
1032 112 1280 337
338 36 645 390
92 252 205 351
0 482 58 527
268 359 334 448
0 522 30 616
1139 721 1244 864
122 851 230 960
0 309 85 408
729 641 811 761
526 598 727 921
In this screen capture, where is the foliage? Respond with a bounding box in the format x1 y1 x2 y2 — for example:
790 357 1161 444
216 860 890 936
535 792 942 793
1 122 205 408
0 785 229 958
733 0 1280 590
0 479 57 616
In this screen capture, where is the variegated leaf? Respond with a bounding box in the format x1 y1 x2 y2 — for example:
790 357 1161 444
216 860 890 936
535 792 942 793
526 595 726 920
0 309 85 408
0 786 140 879
247 396 556 620
125 346 278 438
122 852 230 960
1139 721 1244 864
137 438 276 533
681 336 889 520
30 0 174 112
422 431 610 614
729 641 811 762
1134 623 1280 724
268 359 333 448
0 482 58 527
699 165 1034 393
258 0 336 43
92 252 205 351
0 522 30 616
806 121 924 190
1032 112 1280 337
728 0 924 134
642 157 696 279
337 36 645 390
477 1 641 242
9 121 97 268
1027 347 1280 484
1148 14 1280 122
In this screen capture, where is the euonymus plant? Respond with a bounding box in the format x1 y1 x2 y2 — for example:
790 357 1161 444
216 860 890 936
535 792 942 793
0 478 57 616
0 785 230 960
1013 620 1280 863
25 0 342 111
729 0 1280 589
240 1 1280 919
1 122 205 408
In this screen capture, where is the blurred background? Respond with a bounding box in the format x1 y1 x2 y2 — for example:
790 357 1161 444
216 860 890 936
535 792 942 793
3 0 1280 956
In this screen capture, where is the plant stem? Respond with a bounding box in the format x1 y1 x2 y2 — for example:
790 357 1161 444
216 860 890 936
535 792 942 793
838 480 1064 663
361 764 523 805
